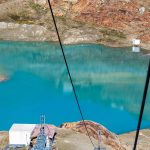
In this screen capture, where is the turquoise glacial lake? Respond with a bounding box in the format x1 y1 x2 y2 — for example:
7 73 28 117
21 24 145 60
0 41 150 134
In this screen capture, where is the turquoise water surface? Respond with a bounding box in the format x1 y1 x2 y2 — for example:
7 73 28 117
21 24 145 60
0 41 150 134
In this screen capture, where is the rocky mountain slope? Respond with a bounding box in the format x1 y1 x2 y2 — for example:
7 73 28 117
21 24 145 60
49 0 150 48
0 0 149 49
0 121 126 150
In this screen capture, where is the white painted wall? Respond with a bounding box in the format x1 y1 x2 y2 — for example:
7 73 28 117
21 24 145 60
9 124 36 146
132 46 140 52
132 39 140 45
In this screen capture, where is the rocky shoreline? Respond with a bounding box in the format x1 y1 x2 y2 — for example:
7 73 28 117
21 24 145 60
0 75 7 82
0 21 149 51
0 0 149 50
0 121 150 150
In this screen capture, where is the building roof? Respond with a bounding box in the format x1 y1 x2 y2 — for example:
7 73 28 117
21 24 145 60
9 124 36 132
31 124 56 139
132 39 140 45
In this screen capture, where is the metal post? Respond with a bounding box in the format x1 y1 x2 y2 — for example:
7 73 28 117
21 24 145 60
40 115 45 127
94 130 104 150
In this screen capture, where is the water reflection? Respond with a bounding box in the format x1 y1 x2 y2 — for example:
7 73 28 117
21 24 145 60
0 41 149 133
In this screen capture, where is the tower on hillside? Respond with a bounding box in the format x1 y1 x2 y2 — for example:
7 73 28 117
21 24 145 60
94 130 106 150
40 115 45 127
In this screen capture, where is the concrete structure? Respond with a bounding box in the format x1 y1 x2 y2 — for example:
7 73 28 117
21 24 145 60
31 124 56 139
132 39 141 52
9 124 36 146
139 7 145 15
31 127 52 150
132 39 140 45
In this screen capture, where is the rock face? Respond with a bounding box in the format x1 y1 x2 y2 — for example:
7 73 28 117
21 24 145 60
0 0 149 49
56 128 112 150
0 132 8 149
0 22 54 41
61 120 126 150
63 28 103 44
33 0 47 5
51 0 150 49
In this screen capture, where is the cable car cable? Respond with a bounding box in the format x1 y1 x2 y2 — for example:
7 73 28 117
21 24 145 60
47 0 95 148
133 59 150 150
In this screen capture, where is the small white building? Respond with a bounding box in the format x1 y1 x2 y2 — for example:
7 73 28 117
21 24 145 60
132 39 140 45
9 124 36 146
132 39 141 52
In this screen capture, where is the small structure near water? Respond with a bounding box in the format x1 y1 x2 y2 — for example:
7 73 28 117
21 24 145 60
31 126 52 150
30 124 56 149
9 123 56 149
132 39 141 52
9 124 36 146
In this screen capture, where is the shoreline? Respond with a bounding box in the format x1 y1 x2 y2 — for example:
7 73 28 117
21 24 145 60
0 22 149 51
0 39 150 53
0 121 150 150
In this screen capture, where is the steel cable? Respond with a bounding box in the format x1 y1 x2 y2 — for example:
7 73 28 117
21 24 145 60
47 0 95 148
133 59 150 150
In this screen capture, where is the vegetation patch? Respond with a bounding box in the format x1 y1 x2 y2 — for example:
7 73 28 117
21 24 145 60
57 16 67 22
7 11 33 24
100 28 126 39
29 1 48 14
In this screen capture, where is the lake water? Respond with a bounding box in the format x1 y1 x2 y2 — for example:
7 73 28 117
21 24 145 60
0 41 150 134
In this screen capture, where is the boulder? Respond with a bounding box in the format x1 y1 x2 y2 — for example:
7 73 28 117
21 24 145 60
64 0 79 4
61 120 126 150
33 0 47 5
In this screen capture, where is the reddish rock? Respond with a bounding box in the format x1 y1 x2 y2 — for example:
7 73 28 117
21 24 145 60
139 33 150 42
61 120 126 150
50 0 150 45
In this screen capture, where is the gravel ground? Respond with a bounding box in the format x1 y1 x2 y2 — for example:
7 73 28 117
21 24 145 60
119 129 150 150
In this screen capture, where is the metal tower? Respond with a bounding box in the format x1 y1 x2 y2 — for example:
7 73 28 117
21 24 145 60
40 115 45 127
94 130 106 150
31 115 51 150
